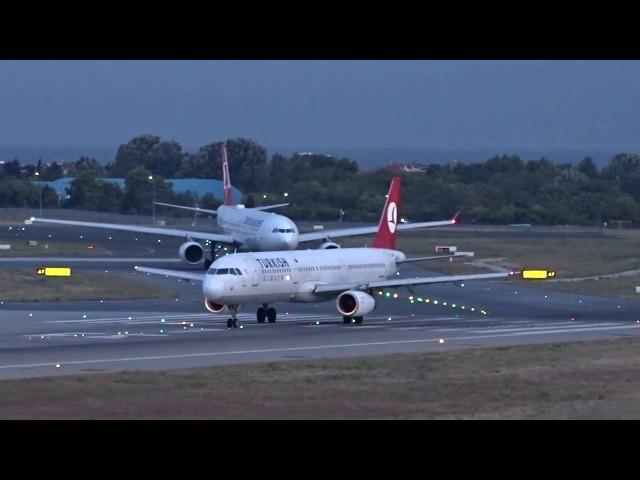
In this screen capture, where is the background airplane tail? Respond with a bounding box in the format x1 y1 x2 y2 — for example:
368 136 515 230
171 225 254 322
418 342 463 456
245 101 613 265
221 143 234 206
371 176 401 249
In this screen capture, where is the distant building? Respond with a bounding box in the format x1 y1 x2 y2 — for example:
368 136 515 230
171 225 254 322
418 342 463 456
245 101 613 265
379 162 428 174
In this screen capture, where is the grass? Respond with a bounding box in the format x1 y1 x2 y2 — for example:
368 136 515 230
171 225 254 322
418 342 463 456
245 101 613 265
341 228 640 299
2 337 640 419
0 268 174 302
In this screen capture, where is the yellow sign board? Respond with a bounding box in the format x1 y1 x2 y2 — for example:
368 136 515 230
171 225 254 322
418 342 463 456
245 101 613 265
36 267 72 277
521 269 555 279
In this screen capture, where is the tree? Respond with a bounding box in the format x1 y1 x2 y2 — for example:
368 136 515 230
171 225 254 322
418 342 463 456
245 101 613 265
112 134 161 177
64 171 124 212
121 166 173 214
40 162 64 181
577 157 598 178
179 138 268 191
3 159 21 178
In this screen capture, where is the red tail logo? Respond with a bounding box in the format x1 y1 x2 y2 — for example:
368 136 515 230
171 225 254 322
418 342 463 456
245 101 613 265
371 176 402 249
221 143 234 206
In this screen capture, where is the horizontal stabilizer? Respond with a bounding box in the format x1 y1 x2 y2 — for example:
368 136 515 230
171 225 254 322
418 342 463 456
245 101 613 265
252 203 290 211
398 252 474 263
155 202 218 215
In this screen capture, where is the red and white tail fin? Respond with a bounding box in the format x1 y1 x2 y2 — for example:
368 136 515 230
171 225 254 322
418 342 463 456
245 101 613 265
221 143 234 206
371 176 402 249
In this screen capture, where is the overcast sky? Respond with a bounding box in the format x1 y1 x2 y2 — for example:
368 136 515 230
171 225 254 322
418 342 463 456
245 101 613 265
0 60 638 151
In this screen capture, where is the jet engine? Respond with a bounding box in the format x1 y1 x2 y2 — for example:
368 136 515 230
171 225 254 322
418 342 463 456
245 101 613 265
179 241 204 264
336 291 376 317
318 241 340 249
204 298 228 314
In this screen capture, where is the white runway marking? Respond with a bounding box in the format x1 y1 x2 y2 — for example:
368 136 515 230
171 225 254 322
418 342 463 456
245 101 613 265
3 324 640 371
471 322 623 334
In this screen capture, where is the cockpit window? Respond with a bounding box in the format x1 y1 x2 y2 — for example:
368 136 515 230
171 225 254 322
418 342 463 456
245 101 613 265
207 267 242 275
275 228 294 233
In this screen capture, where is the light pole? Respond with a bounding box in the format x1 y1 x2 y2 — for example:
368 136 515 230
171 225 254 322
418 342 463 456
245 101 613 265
148 175 155 225
34 171 42 218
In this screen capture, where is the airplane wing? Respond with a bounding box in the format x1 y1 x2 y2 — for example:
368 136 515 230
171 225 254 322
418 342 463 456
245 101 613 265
155 202 218 215
134 266 206 282
398 252 474 263
31 218 236 244
312 271 516 294
252 203 290 211
298 217 458 243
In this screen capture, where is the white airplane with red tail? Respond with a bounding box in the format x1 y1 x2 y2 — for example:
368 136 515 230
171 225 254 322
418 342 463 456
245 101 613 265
136 177 538 328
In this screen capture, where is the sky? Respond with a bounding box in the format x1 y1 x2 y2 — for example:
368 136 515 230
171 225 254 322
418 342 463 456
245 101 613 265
0 60 639 152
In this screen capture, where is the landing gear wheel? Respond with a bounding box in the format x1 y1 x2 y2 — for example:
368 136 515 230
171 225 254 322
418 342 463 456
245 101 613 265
267 308 277 323
354 316 363 325
227 318 239 328
343 316 352 324
257 307 266 323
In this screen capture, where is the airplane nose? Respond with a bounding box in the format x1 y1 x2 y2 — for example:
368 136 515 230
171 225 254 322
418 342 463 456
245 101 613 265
285 234 299 250
203 278 224 300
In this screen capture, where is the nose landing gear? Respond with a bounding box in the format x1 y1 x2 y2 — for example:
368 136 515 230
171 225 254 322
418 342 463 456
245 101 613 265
226 305 239 328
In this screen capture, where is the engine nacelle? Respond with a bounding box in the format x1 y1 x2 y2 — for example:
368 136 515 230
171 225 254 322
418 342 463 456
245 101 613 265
336 290 376 317
318 241 340 249
179 241 204 264
204 298 228 314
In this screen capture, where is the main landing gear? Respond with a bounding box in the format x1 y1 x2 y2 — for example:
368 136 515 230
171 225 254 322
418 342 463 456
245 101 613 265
257 304 277 324
226 305 239 329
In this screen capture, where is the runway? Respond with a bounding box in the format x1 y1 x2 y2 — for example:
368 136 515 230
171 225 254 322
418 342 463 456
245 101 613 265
2 222 640 379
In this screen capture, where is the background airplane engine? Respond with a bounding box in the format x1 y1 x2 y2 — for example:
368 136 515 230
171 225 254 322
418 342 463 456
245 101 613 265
178 241 204 264
204 299 228 314
318 241 340 249
336 291 376 317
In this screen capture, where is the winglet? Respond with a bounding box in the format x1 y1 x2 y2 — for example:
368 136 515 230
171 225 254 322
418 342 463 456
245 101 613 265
451 211 461 224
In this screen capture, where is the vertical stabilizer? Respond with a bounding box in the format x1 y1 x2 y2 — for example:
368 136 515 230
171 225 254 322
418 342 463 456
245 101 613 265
221 143 234 206
371 176 402 249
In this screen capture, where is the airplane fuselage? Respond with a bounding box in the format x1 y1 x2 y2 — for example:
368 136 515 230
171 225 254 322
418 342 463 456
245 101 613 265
216 205 299 251
203 248 406 304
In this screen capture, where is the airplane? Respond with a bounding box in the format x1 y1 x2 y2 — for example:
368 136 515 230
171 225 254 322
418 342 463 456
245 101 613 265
135 177 543 328
31 144 458 268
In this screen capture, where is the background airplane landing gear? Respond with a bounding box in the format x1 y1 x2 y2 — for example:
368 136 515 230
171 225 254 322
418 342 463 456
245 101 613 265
267 307 277 323
257 307 266 323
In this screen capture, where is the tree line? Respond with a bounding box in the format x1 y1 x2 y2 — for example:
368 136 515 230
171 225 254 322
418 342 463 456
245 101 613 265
1 134 639 226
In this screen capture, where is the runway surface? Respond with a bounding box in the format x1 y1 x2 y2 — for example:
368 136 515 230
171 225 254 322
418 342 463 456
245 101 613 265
1 222 640 379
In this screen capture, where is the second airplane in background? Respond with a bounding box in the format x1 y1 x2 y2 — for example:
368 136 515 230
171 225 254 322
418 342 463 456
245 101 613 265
32 144 457 268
